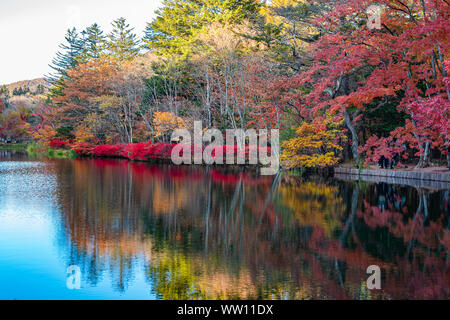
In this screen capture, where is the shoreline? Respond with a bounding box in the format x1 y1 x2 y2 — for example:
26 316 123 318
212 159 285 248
0 143 27 150
2 145 450 186
334 167 450 189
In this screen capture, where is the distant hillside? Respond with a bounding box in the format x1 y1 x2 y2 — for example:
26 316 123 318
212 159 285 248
3 78 50 96
1 78 50 110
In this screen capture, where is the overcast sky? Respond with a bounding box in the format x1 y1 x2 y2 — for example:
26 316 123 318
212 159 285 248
0 0 161 85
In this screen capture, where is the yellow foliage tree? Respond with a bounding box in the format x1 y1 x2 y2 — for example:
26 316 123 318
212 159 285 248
281 117 344 169
153 112 185 141
74 125 96 145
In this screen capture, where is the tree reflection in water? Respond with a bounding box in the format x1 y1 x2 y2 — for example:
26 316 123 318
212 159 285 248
53 158 449 299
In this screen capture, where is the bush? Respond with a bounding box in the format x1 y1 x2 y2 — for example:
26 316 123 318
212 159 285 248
93 144 127 158
73 142 96 157
74 141 270 165
55 149 67 159
121 142 177 161
49 140 70 149
67 149 78 159
27 143 38 155
47 148 55 158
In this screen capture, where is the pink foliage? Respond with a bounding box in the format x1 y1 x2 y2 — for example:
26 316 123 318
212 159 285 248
359 136 405 165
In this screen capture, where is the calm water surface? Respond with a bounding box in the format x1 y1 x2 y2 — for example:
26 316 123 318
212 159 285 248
0 150 448 299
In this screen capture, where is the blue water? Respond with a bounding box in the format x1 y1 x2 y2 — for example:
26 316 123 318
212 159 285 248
0 150 448 299
0 158 155 299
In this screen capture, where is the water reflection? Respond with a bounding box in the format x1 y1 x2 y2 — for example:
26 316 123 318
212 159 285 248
0 151 448 299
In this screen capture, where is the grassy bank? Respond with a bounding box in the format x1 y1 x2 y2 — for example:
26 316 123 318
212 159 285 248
26 143 78 160
0 144 28 150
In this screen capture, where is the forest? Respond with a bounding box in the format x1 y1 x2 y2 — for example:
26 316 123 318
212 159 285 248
0 0 448 170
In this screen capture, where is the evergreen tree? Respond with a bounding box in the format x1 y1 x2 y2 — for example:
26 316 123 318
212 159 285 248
108 17 140 61
0 85 9 109
46 28 83 85
143 0 262 56
12 86 30 96
0 85 8 99
47 24 105 98
36 84 45 95
79 23 107 61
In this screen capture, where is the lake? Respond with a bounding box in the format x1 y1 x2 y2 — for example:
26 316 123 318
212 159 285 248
0 150 448 299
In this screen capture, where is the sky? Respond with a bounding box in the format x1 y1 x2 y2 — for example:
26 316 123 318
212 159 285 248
0 0 162 85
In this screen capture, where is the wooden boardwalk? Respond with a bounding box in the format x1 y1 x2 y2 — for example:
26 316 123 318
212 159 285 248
334 167 450 190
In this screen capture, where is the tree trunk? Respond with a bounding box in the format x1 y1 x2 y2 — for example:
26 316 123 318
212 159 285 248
416 141 430 168
344 110 360 163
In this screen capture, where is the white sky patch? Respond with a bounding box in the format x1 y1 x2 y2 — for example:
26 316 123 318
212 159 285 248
65 5 82 29
0 0 161 85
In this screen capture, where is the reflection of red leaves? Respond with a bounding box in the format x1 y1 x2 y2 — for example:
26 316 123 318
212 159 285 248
358 200 447 250
211 169 271 186
441 232 450 251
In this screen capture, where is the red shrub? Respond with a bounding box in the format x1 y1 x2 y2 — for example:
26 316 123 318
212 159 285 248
122 142 151 160
49 140 70 149
75 141 271 165
93 144 127 158
160 143 177 159
73 142 96 156
119 142 184 161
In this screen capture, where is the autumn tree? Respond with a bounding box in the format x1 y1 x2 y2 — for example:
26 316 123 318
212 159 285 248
49 56 118 143
94 54 155 143
0 99 5 114
153 111 186 142
281 116 345 168
289 0 449 167
0 111 31 142
0 85 9 109
191 23 280 130
32 125 58 147
142 57 196 131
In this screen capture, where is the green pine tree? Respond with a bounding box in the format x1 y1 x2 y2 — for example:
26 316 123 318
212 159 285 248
79 23 107 61
0 85 9 108
0 85 8 98
108 17 140 61
143 0 262 57
46 27 83 85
